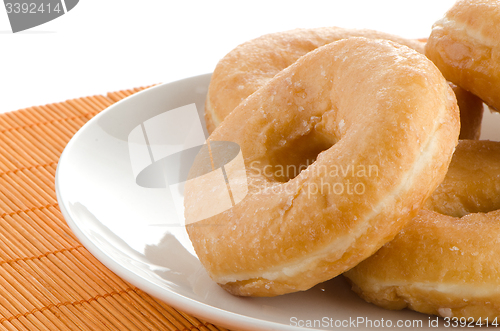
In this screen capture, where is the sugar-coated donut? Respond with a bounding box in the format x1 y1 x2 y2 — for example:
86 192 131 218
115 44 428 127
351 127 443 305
205 27 483 139
425 0 500 111
204 27 425 133
185 37 460 297
344 140 500 322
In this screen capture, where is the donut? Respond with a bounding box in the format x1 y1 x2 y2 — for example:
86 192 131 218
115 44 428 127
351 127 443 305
185 37 460 297
344 140 500 322
205 27 483 139
425 0 500 112
204 27 425 133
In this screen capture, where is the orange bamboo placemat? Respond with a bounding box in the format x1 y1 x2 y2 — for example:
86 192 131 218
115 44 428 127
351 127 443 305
0 86 231 331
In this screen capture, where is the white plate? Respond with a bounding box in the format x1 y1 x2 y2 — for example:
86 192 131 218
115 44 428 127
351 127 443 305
56 74 500 331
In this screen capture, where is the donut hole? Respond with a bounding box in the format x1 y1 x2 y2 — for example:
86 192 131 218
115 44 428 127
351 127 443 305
426 193 500 218
266 130 335 182
424 141 500 218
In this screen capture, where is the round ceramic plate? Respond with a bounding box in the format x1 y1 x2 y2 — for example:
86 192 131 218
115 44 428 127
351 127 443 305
55 74 500 331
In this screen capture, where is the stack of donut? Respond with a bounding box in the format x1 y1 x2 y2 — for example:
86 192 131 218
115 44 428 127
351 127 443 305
184 0 500 323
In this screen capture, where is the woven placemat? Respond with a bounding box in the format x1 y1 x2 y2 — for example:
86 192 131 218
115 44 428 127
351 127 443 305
0 87 231 331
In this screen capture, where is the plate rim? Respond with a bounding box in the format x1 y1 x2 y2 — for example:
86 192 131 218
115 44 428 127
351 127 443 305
55 73 308 331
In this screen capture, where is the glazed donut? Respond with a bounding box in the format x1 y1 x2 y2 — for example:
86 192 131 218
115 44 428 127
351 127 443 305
185 37 460 297
205 27 483 139
204 27 425 133
344 140 500 322
425 0 500 112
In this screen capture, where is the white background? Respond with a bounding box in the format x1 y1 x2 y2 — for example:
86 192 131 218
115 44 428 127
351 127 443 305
0 0 458 113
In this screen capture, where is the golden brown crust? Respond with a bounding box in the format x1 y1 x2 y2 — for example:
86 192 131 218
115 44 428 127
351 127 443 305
205 27 482 138
344 140 500 321
451 84 483 140
205 27 426 133
186 38 460 297
425 0 500 111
